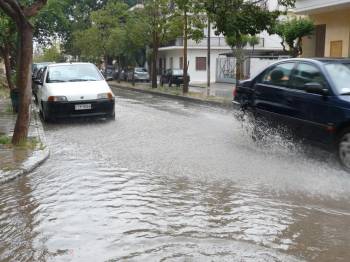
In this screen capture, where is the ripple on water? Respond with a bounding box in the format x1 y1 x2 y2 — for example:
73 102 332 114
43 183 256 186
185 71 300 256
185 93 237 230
1 112 350 261
1 155 349 262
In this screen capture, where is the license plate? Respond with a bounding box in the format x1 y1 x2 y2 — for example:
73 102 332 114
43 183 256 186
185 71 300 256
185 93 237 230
75 104 91 110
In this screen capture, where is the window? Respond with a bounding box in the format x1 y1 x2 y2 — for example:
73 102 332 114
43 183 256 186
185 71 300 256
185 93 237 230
260 62 295 87
330 40 343 57
325 63 350 94
291 63 327 90
179 57 183 70
196 57 206 71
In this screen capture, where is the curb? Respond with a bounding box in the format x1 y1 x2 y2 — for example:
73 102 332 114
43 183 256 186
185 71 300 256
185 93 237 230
110 83 233 109
0 104 50 184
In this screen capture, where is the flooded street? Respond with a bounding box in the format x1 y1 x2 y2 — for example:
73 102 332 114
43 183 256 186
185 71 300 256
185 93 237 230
1 88 350 261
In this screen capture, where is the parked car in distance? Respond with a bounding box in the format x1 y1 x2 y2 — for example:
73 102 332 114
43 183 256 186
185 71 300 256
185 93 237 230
32 62 54 97
101 65 115 81
160 69 190 87
34 62 115 122
127 67 150 82
233 58 350 170
32 62 53 79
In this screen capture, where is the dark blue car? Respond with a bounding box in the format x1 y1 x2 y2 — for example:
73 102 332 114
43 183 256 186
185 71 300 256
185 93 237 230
233 58 350 170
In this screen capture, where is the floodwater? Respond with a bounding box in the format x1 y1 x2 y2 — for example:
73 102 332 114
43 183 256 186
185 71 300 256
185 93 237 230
1 89 350 261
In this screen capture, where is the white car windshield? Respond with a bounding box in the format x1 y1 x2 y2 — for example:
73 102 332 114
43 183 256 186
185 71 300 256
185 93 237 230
325 63 350 94
46 64 103 83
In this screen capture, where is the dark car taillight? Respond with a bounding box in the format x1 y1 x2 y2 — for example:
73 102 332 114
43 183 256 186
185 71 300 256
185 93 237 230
233 87 237 97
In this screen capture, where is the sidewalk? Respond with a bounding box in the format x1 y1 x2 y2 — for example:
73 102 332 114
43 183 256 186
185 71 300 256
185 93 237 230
0 93 50 184
109 81 234 108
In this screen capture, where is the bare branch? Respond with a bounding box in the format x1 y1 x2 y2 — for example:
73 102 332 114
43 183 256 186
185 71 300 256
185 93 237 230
0 1 18 22
23 0 47 17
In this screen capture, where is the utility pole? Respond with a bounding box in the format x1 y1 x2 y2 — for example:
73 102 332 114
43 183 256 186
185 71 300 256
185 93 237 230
207 17 211 96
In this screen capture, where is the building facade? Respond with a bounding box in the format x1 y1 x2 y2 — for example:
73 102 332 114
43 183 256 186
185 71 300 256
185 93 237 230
295 0 350 57
158 29 284 84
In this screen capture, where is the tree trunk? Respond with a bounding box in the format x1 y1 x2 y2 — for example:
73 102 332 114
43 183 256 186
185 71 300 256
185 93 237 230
235 47 244 86
104 54 108 75
2 43 15 90
183 11 189 94
151 30 159 89
207 17 211 90
12 22 33 145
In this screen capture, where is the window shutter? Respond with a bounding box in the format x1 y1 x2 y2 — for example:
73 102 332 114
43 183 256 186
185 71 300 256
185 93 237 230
196 57 206 71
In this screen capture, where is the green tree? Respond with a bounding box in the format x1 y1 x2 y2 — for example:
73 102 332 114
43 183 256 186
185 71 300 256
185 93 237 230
274 18 314 57
73 1 129 68
0 12 16 90
0 0 48 145
35 43 64 62
33 0 71 46
122 8 149 67
205 0 295 83
226 34 260 80
143 0 182 88
173 0 206 93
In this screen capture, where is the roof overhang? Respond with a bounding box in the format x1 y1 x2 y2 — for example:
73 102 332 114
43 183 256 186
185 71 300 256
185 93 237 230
295 0 350 15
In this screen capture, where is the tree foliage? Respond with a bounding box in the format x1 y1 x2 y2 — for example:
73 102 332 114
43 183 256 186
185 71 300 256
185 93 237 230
205 0 295 81
73 1 129 63
0 0 48 145
0 12 17 89
35 43 64 62
143 0 182 88
170 0 206 92
273 18 314 57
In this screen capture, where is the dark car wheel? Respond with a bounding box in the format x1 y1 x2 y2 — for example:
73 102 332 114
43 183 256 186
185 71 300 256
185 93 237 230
41 102 54 123
337 128 350 171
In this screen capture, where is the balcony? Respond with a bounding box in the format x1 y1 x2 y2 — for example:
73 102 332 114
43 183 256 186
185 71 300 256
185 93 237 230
295 0 350 14
162 37 264 49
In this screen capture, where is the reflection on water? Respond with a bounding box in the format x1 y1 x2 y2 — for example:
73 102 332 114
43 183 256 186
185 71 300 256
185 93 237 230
1 142 349 261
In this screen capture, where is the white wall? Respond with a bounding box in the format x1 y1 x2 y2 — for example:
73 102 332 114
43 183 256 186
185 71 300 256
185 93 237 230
159 48 230 84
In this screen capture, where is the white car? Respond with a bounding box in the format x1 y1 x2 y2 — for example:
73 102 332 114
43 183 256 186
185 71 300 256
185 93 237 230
34 63 115 122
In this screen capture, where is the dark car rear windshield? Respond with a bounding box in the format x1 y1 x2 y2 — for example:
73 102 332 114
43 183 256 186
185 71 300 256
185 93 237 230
324 63 350 94
46 64 103 83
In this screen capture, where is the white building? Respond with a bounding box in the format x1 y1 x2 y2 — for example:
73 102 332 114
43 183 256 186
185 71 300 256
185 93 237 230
295 0 350 58
158 26 285 84
157 0 293 84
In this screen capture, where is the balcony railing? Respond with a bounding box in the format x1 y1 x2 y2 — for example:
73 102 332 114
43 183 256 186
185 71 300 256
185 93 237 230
162 37 265 49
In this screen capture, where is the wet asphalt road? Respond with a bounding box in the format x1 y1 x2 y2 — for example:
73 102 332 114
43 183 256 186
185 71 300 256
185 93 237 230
1 88 350 261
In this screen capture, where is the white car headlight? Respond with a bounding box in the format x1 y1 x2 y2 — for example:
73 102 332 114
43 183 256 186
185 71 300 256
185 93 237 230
97 92 113 100
48 96 68 102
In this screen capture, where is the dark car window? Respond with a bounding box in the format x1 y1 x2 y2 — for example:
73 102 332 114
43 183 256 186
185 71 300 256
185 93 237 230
291 63 327 90
40 68 46 83
260 62 295 87
35 68 44 82
324 63 350 94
